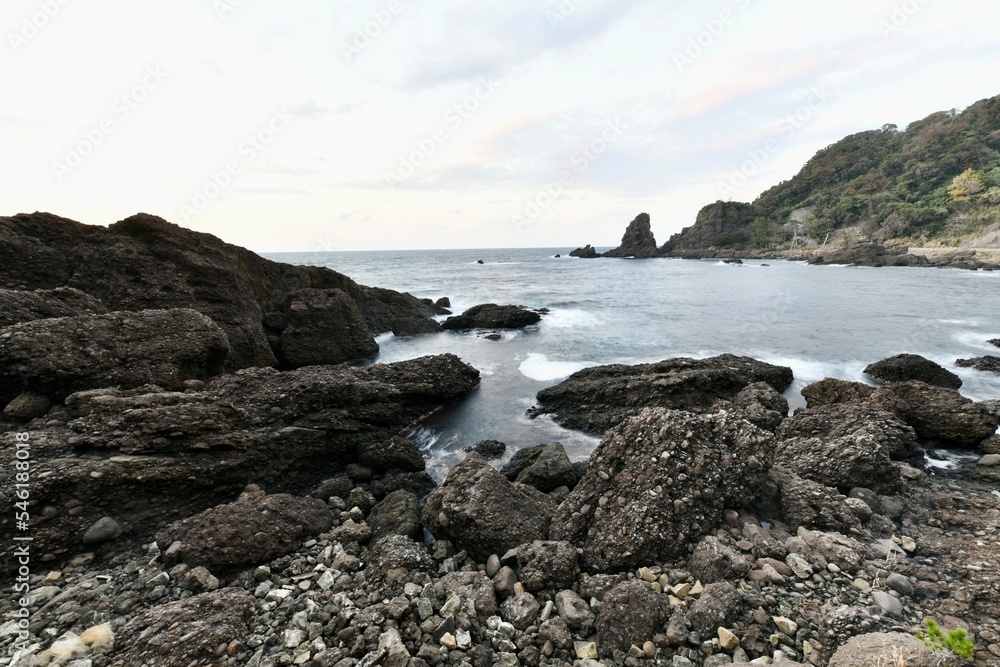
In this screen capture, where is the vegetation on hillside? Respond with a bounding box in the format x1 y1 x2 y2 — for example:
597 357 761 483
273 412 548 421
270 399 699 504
675 94 1000 250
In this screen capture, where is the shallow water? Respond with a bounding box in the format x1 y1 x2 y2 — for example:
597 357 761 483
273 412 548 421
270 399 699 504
266 249 1000 479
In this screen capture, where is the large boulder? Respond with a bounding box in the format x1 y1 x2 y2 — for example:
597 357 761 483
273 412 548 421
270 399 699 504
956 355 1000 373
864 353 962 389
550 407 774 571
514 540 579 592
277 288 379 366
500 443 577 492
441 303 542 330
0 287 107 327
595 580 670 657
0 212 440 370
884 380 997 447
529 354 794 435
0 354 479 572
827 632 937 667
568 244 598 258
0 308 229 405
602 212 659 258
774 403 915 493
422 453 558 562
155 485 333 569
113 588 255 667
733 381 789 431
368 490 423 541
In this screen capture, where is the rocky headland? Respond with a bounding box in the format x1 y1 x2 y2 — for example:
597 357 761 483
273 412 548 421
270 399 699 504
2 215 1000 667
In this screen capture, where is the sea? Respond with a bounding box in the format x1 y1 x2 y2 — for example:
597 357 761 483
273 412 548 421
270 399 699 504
265 249 1000 480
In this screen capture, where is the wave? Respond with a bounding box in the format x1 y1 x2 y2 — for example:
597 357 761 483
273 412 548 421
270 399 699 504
518 353 594 381
542 308 603 329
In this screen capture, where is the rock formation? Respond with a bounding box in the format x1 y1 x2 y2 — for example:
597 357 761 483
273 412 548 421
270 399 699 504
602 212 659 258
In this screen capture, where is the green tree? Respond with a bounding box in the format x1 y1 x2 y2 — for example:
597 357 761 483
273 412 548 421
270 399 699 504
948 168 986 201
750 218 769 248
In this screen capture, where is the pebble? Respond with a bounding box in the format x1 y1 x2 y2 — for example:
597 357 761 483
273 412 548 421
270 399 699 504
719 627 741 650
885 572 913 596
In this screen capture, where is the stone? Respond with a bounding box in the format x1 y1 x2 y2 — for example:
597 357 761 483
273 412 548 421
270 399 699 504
278 288 379 366
873 591 903 619
2 391 52 420
718 627 740 650
551 408 774 571
596 580 671 657
602 212 660 258
827 632 936 667
368 490 422 541
773 616 797 636
884 380 997 447
500 592 540 630
514 540 579 592
368 534 436 581
884 572 913 596
78 624 114 654
554 589 595 631
979 454 1000 466
390 317 443 337
464 439 507 460
441 304 541 330
0 286 107 328
501 443 577 493
357 437 425 474
690 537 752 583
864 353 962 389
82 517 121 544
688 582 743 637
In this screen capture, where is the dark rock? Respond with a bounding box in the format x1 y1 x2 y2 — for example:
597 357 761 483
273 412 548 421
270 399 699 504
82 516 122 544
687 581 742 637
391 317 443 337
464 439 507 460
550 407 774 571
569 244 598 258
0 287 107 328
689 536 751 583
477 259 484 264
370 471 436 501
0 212 440 370
439 571 498 620
514 540 579 592
595 580 670 657
529 354 794 435
441 304 542 330
661 201 756 254
553 253 560 258
434 297 451 308
114 588 255 667
2 392 51 421
553 589 594 631
422 452 558 562
312 475 355 501
827 632 936 667
808 240 928 268
368 490 422 540
864 353 962 389
989 338 1000 348
801 378 875 407
602 213 659 258
723 257 743 264
500 592 540 630
734 381 789 431
775 402 915 492
155 485 332 570
500 443 576 493
0 308 229 405
358 436 425 473
955 355 1000 373
768 467 865 533
278 288 379 367
884 380 997 447
368 534 436 581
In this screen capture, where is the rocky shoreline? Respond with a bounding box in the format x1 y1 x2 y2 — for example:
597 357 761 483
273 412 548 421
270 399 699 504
2 214 1000 667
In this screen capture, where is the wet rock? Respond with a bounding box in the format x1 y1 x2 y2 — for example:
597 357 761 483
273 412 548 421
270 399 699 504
955 355 1000 373
358 436 425 474
114 588 255 666
0 308 229 405
550 408 774 571
884 380 997 447
529 354 793 435
569 245 598 258
595 580 670 657
368 490 422 541
391 317 443 337
464 439 507 460
278 288 379 367
864 353 962 389
422 453 557 562
441 304 541 330
501 443 577 493
155 485 333 570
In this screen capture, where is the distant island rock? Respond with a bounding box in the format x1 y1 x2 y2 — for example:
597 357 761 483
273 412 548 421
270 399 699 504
441 303 542 330
569 244 598 258
602 212 659 258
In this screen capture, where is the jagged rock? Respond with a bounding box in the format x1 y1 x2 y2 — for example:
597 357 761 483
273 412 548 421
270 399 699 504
554 589 594 631
0 212 440 370
500 592 540 630
801 378 875 407
569 244 598 258
529 354 794 435
766 467 866 533
827 631 937 667
0 287 107 328
514 540 579 592
774 403 914 493
796 528 865 573
864 353 962 389
114 588 255 667
734 381 789 431
0 308 229 405
441 304 542 330
464 439 507 460
595 580 670 657
550 407 774 571
422 453 558 561
809 241 929 268
602 213 659 258
661 201 755 254
500 443 577 492
438 571 498 620
278 288 379 366
155 485 332 570
368 534 436 581
956 355 1000 373
391 317 443 337
358 437 425 473
686 581 743 637
884 380 997 447
368 490 422 541
689 536 752 583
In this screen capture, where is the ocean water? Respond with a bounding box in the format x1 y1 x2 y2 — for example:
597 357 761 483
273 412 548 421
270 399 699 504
266 249 1000 479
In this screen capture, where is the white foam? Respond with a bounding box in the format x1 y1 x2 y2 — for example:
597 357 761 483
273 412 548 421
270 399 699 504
518 353 594 381
542 308 602 329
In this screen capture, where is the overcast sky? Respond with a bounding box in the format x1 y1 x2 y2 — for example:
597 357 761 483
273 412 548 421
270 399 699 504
3 0 998 251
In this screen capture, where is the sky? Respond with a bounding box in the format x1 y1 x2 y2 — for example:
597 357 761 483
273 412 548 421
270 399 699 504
2 0 998 252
